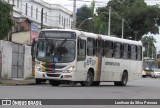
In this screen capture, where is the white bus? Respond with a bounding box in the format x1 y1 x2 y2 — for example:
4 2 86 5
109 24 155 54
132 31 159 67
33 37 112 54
33 29 143 86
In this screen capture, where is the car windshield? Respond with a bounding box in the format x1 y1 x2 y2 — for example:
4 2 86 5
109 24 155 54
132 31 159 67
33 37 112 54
154 69 160 72
36 39 76 63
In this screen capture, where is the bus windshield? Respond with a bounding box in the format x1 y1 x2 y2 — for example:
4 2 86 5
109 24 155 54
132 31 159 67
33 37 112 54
36 39 76 63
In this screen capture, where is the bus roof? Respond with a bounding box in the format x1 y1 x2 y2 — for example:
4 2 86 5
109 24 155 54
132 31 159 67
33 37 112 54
40 29 142 46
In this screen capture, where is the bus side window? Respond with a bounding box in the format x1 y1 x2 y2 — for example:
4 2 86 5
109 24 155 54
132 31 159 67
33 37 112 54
96 39 104 57
87 38 95 56
131 45 136 60
104 41 113 58
120 43 123 58
77 39 86 61
128 45 131 59
123 44 129 59
137 46 142 61
114 42 121 59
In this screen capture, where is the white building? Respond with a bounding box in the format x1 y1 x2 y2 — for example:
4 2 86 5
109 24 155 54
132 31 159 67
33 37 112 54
4 0 73 29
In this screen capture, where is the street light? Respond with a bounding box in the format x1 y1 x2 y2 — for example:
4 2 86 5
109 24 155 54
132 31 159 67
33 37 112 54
77 17 93 29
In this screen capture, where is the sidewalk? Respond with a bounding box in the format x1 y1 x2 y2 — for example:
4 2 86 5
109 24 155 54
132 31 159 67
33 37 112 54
0 78 36 86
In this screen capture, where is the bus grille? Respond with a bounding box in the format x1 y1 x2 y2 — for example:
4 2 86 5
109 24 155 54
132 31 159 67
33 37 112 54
46 74 60 77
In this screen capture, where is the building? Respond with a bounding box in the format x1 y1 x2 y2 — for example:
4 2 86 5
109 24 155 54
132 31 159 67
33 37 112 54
4 0 73 30
3 0 73 44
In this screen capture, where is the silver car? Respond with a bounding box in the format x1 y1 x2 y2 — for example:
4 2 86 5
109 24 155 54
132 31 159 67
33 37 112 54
151 69 160 78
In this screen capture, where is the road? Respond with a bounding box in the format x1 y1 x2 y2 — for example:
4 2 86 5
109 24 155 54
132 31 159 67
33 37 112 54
0 77 160 108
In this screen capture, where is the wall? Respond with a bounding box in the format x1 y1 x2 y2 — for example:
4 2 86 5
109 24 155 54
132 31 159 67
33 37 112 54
24 45 32 78
0 40 32 79
0 41 12 78
12 31 30 45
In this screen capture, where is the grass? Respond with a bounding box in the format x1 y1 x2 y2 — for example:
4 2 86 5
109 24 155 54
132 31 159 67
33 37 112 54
0 81 3 84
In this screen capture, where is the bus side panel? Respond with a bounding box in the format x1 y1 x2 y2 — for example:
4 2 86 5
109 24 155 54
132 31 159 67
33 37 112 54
76 60 87 81
129 60 137 80
104 58 122 81
136 61 142 79
120 59 130 80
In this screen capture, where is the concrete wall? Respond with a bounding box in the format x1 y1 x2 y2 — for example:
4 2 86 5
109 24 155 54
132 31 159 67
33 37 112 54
0 40 32 79
12 31 30 45
24 45 32 79
0 41 12 78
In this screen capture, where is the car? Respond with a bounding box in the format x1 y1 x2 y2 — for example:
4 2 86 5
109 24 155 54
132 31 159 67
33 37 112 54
151 69 160 78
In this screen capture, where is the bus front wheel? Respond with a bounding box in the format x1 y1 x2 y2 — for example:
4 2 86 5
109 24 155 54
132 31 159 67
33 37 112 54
49 80 60 86
80 71 93 86
114 72 128 86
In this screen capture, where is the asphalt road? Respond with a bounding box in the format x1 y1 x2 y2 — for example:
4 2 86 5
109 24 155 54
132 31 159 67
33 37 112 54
0 77 160 108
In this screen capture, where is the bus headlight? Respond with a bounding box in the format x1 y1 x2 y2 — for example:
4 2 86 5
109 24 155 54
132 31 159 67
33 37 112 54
36 66 42 72
63 66 75 73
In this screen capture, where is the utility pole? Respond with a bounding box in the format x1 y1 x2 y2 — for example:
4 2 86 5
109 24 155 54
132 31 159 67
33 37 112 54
147 42 149 58
72 0 76 29
108 6 111 35
41 8 43 30
122 18 124 39
152 46 153 58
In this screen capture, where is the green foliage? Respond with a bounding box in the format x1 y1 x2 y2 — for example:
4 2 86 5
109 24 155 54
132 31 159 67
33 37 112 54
142 36 157 58
76 5 92 31
0 0 13 39
77 0 160 40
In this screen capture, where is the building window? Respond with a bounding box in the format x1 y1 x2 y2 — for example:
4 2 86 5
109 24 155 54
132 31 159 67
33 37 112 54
45 12 47 22
17 0 19 8
25 3 28 15
62 16 63 25
59 14 61 24
13 0 15 5
31 6 33 18
36 8 38 19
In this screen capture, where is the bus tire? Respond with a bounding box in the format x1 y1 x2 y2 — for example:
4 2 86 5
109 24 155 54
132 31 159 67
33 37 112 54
142 75 146 78
35 78 46 84
92 81 100 86
114 72 128 86
80 71 93 86
49 80 60 86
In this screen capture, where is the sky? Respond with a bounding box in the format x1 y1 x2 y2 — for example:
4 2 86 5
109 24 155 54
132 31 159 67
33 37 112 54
43 0 160 52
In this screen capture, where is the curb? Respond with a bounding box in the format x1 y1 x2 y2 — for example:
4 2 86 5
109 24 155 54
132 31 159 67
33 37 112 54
0 79 36 86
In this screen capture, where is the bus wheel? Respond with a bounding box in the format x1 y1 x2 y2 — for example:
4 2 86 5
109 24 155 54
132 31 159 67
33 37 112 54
92 81 100 86
80 71 93 86
35 78 46 84
49 80 60 86
114 72 128 86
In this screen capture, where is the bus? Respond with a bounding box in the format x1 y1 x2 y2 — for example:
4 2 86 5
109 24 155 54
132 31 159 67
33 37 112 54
142 58 158 78
33 29 143 86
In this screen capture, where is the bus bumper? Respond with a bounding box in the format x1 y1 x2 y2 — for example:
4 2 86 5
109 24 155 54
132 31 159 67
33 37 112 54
35 71 75 81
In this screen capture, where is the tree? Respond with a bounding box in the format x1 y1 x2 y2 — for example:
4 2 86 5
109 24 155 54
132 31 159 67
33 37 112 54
95 0 160 40
76 5 92 31
0 0 13 40
142 36 157 58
